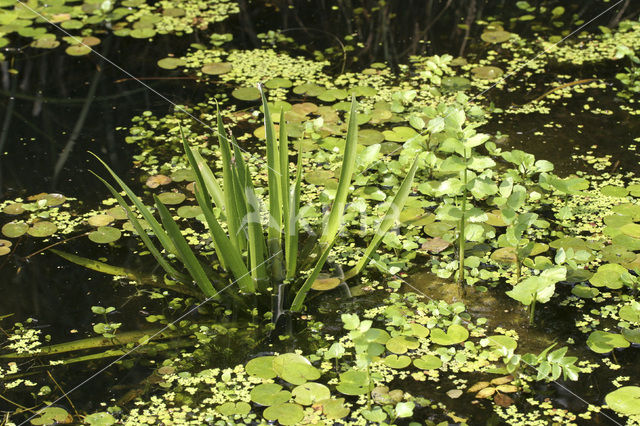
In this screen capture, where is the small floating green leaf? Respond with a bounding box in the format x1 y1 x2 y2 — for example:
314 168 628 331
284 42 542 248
88 226 122 244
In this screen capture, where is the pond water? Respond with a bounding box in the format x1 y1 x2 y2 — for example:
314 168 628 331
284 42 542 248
1 1 640 425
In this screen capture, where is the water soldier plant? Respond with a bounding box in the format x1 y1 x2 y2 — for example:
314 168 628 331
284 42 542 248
89 88 419 321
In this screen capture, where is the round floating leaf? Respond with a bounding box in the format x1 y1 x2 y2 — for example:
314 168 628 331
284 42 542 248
27 221 57 237
163 7 185 16
312 276 342 291
361 407 387 423
157 192 186 205
170 168 196 182
146 174 172 188
481 30 511 43
430 324 469 346
358 129 385 145
491 247 517 264
250 383 291 406
177 205 202 219
263 403 304 425
442 76 472 91
292 382 330 405
201 62 232 75
471 66 504 80
0 239 11 256
272 353 320 385
601 185 629 197
2 221 28 238
586 330 630 354
65 44 91 56
216 401 251 416
383 354 411 369
157 57 186 69
622 328 640 344
620 223 640 238
31 37 60 49
336 369 369 395
31 406 72 425
305 169 335 185
589 263 627 289
43 193 66 206
107 206 128 220
619 304 640 323
413 354 442 370
130 28 156 39
3 203 25 215
245 355 276 379
88 226 122 244
385 335 419 354
84 412 116 426
571 284 599 299
319 398 350 419
265 77 293 89
487 335 518 352
87 214 115 227
605 386 640 415
408 323 430 338
231 87 260 101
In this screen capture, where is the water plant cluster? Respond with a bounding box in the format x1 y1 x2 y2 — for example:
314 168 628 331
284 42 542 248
1 1 640 425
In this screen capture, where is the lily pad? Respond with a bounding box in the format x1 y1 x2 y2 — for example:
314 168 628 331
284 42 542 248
385 335 420 354
605 386 640 415
87 214 115 227
589 263 627 289
146 174 171 188
201 62 232 75
265 77 293 89
601 185 629 197
430 324 469 346
2 221 28 238
305 169 335 185
245 355 276 379
130 28 156 39
319 398 350 419
157 57 186 69
312 276 342 291
272 353 320 385
176 205 202 219
292 382 331 405
31 406 72 425
27 221 57 237
471 66 504 80
216 401 251 416
586 330 630 353
263 403 304 425
106 206 128 220
84 412 116 426
65 44 91 56
250 383 291 406
0 239 11 256
336 369 369 395
481 30 511 43
157 192 186 205
571 284 599 299
383 354 411 369
358 129 385 145
413 354 442 370
88 226 122 244
3 203 25 215
231 87 260 101
442 76 472 91
619 304 640 323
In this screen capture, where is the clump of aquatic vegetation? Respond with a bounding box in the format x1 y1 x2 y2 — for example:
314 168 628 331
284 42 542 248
2 2 640 425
